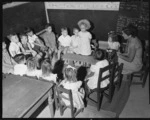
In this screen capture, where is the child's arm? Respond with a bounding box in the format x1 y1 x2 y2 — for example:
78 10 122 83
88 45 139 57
18 42 26 53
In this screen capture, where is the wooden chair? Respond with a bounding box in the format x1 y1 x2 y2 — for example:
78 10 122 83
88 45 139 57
54 85 83 118
113 63 124 91
84 63 116 111
129 49 149 87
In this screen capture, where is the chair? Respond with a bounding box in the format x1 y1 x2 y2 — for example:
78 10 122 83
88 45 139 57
84 63 116 111
129 49 149 87
113 63 124 91
54 85 83 118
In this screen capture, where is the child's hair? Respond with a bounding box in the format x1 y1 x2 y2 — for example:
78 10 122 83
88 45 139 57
24 27 33 34
94 49 104 61
77 19 91 30
41 59 52 77
122 24 138 38
45 23 53 29
13 54 26 64
7 32 17 40
26 57 37 71
63 66 77 82
19 33 27 39
108 31 119 42
73 27 79 32
61 27 68 32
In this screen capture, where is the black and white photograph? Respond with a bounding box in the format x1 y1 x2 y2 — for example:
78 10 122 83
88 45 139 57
2 1 149 118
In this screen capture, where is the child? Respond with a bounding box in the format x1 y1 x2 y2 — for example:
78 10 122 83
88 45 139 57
19 33 37 57
107 31 120 51
13 54 27 76
85 49 110 90
40 59 57 82
58 27 71 59
25 27 48 57
68 27 80 54
59 66 85 110
3 41 16 74
26 57 42 79
77 19 92 56
8 33 24 57
42 24 57 53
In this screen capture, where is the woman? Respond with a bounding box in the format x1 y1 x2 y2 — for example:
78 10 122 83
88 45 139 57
117 25 143 75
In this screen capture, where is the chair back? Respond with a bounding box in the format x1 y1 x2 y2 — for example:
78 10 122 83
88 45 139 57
114 63 123 83
97 63 115 90
56 85 74 110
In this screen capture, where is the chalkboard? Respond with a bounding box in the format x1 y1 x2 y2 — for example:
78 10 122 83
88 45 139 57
116 0 149 40
3 2 47 40
47 9 119 41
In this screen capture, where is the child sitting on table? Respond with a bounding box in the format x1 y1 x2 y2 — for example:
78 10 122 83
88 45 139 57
25 57 42 79
40 59 57 83
107 31 120 51
77 19 92 56
85 49 110 90
59 66 85 110
13 54 27 76
68 27 80 54
42 24 57 53
58 27 71 59
3 41 16 74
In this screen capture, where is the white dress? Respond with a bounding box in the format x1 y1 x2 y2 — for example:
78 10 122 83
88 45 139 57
70 35 80 54
26 69 42 79
108 41 120 50
87 59 110 89
60 80 85 109
41 73 57 83
14 64 27 76
78 31 92 55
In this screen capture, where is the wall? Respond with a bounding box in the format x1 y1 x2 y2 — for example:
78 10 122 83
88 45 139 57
3 2 47 41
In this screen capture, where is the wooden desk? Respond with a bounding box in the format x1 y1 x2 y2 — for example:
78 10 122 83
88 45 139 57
62 53 97 67
2 74 54 118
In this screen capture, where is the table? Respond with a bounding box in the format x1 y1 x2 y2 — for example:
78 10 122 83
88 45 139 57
62 53 97 67
2 74 54 118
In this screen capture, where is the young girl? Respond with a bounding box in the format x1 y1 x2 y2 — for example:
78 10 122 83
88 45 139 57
58 27 71 59
77 19 92 56
3 41 16 74
40 59 57 83
59 66 85 110
68 27 80 54
107 31 120 51
85 49 110 90
26 57 42 79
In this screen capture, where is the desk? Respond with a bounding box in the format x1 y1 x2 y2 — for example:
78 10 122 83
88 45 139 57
62 53 97 67
3 74 54 118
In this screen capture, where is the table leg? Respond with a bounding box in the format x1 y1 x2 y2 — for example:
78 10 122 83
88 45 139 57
48 87 54 118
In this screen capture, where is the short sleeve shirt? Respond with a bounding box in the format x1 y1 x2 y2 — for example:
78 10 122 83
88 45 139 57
9 42 21 57
58 35 71 47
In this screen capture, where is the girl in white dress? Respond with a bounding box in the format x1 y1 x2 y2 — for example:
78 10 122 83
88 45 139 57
59 65 85 110
77 19 92 56
107 31 120 51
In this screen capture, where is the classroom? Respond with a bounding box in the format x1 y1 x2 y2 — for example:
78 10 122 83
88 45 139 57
2 1 149 118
